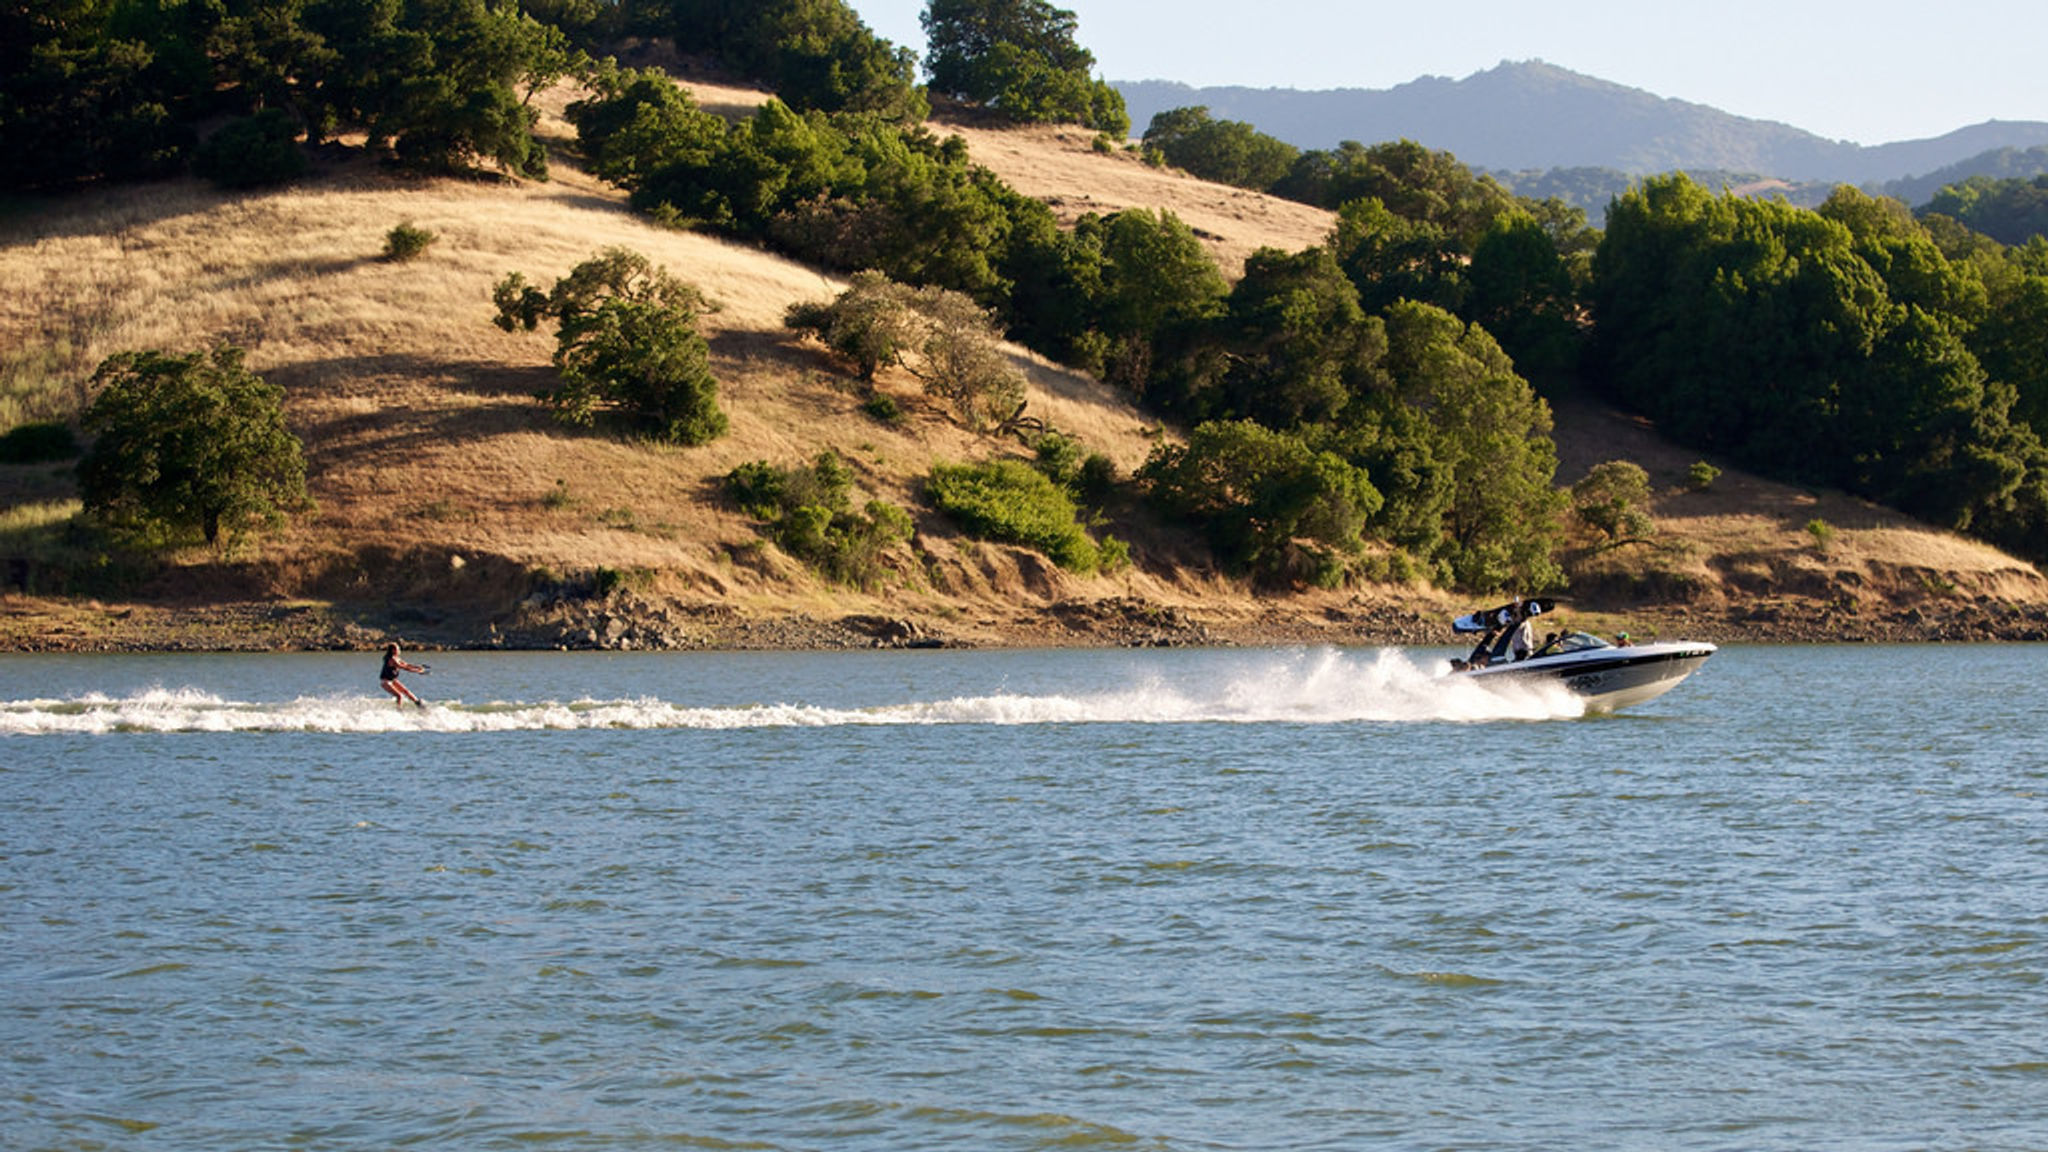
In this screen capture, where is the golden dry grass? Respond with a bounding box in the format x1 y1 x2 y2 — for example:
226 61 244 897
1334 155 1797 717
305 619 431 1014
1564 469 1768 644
934 120 1337 278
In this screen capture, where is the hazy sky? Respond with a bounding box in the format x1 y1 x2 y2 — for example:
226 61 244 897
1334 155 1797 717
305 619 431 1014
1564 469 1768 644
845 0 2045 146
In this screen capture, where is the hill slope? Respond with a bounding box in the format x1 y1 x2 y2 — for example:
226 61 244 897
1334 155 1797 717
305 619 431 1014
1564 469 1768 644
1 80 2044 651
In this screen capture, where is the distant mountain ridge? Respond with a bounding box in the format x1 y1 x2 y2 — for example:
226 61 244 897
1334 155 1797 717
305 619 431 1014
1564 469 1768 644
1115 61 2048 188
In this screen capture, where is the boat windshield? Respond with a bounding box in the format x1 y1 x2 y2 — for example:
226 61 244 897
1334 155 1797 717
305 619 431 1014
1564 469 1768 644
1552 631 1612 652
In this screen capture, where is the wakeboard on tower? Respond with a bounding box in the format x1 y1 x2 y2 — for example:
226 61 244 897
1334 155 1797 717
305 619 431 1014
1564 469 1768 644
1452 597 1556 634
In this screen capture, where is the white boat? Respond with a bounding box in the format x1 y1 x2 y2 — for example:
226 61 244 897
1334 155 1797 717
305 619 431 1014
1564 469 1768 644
1448 599 1716 713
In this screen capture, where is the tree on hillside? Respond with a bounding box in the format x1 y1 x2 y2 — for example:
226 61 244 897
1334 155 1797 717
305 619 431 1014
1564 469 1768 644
663 0 926 120
1141 106 1298 191
1060 208 1229 392
1274 139 1517 234
1571 460 1655 548
1141 419 1382 587
1192 245 1388 428
0 0 201 189
566 62 730 192
79 346 311 547
493 248 728 444
1329 196 1468 316
920 0 1127 134
299 0 559 176
785 270 1026 430
1375 300 1565 592
1467 211 1584 385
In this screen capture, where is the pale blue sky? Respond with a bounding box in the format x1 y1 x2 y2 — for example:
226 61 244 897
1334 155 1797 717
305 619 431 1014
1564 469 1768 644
846 0 2045 146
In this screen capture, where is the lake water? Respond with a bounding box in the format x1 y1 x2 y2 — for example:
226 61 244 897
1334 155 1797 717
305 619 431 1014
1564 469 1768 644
2 644 2044 1150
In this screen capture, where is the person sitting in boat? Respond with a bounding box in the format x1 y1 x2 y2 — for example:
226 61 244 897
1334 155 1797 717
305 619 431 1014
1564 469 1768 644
1614 631 1633 647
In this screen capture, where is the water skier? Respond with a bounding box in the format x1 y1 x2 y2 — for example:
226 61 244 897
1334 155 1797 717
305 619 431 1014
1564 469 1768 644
380 642 428 709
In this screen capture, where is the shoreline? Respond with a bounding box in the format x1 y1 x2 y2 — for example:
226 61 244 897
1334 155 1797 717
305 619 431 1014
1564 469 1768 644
6 587 2047 654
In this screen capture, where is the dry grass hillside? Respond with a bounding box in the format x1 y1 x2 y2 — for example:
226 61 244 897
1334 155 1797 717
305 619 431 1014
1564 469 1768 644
1 76 2044 651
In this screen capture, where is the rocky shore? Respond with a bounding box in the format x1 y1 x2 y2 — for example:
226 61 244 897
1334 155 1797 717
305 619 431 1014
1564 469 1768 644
7 584 2048 655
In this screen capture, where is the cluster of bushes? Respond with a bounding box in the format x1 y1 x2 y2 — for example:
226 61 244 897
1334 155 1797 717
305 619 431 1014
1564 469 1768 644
725 452 913 587
928 458 1126 574
725 432 1137 585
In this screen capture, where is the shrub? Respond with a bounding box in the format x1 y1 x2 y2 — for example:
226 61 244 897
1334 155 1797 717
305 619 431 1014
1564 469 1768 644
1032 431 1086 488
78 345 310 547
1076 453 1120 506
927 458 1124 573
1687 460 1722 491
1806 518 1837 553
1031 430 1119 507
861 393 902 424
383 222 437 262
0 421 80 464
725 452 912 587
193 109 306 188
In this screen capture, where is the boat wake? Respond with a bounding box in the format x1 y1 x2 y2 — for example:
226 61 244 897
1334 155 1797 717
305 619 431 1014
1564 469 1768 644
0 650 1585 735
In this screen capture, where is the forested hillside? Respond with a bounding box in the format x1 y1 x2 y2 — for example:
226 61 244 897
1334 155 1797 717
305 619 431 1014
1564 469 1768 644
4 0 2048 650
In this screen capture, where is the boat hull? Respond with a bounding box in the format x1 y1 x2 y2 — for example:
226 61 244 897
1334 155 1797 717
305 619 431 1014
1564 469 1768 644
1462 642 1717 712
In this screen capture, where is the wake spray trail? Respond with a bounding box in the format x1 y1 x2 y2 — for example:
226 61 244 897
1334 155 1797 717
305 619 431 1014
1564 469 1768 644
0 650 1583 735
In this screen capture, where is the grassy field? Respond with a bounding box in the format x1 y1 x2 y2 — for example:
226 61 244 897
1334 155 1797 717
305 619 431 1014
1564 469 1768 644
0 77 2041 649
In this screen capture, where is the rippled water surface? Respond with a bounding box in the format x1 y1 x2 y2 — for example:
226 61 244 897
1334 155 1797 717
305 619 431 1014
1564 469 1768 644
3 645 2045 1150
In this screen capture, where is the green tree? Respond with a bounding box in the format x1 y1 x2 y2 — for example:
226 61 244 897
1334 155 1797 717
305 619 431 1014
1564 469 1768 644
921 0 1126 133
1141 106 1297 191
298 0 556 176
493 248 728 444
1329 196 1467 316
1063 208 1229 392
1467 210 1583 385
1140 419 1382 587
1276 138 1517 233
1925 171 2048 245
1201 245 1388 428
1976 268 2048 433
1571 460 1655 547
786 270 925 380
1376 301 1565 591
79 346 311 546
566 62 729 192
665 0 926 120
0 0 201 189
